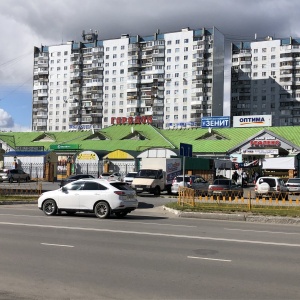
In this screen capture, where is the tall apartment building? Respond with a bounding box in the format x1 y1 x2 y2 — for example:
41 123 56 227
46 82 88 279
32 27 224 132
231 36 300 126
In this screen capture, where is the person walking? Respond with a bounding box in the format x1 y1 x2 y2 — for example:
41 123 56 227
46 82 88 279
232 171 239 183
242 171 248 186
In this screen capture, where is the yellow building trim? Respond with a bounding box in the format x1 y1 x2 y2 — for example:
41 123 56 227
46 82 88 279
105 150 134 159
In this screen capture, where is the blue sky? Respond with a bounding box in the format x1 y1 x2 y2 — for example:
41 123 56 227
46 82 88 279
0 0 300 131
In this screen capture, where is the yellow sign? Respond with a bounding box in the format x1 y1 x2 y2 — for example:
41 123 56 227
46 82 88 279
77 152 97 160
106 150 133 159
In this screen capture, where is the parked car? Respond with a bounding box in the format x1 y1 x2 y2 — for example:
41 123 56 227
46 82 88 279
285 178 300 194
208 179 243 197
0 169 30 183
38 178 138 219
123 171 138 185
99 172 122 181
60 174 95 187
254 176 288 199
171 175 209 194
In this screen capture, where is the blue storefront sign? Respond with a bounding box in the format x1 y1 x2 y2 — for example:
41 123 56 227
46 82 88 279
201 116 230 128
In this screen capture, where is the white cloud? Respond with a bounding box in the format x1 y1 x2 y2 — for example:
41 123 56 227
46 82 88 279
0 109 14 127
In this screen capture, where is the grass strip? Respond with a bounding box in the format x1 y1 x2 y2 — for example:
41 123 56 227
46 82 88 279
166 202 300 218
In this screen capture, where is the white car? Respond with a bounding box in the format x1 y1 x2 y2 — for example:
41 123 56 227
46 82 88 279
38 178 138 218
99 172 122 181
123 172 137 185
254 176 288 199
171 175 208 194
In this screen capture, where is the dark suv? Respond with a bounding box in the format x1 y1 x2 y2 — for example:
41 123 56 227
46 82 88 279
0 169 31 183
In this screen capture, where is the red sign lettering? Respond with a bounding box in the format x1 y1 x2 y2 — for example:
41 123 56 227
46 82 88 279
111 116 153 125
250 139 281 147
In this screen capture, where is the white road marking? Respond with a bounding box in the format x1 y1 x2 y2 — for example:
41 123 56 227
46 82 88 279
0 213 197 228
1 221 300 247
187 256 231 262
225 228 300 235
41 243 74 248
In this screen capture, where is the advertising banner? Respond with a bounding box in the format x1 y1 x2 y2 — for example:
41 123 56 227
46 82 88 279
233 115 272 127
201 116 230 128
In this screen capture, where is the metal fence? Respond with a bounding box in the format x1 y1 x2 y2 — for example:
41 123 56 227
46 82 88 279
6 161 137 181
178 187 300 208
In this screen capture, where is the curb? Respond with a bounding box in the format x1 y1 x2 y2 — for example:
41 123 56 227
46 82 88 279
0 200 38 205
162 206 300 225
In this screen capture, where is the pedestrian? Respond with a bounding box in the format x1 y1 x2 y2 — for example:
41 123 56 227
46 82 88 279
242 171 248 186
232 171 239 182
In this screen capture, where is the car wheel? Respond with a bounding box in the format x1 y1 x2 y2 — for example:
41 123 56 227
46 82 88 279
42 199 57 216
94 201 110 219
115 211 128 218
153 186 160 196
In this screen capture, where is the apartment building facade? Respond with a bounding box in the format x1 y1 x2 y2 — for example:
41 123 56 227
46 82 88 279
32 27 224 132
231 36 300 126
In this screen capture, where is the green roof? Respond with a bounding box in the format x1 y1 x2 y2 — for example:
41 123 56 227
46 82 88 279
1 125 300 154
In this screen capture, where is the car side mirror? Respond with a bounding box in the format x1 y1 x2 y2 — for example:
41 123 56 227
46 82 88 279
61 186 67 192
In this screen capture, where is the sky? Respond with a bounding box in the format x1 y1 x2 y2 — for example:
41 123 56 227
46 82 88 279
1 0 300 132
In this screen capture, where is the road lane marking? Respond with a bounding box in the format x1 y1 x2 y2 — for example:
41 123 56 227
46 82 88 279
1 221 300 248
225 228 300 235
0 213 197 228
41 243 74 248
187 256 231 262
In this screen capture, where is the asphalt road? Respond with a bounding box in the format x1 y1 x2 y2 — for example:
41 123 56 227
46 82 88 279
0 204 300 300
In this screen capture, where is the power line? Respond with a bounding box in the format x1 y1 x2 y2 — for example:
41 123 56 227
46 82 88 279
0 50 32 68
0 77 32 102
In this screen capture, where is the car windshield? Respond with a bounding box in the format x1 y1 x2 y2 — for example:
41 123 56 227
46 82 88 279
213 179 231 185
126 173 137 178
287 178 300 184
109 182 134 190
136 169 158 178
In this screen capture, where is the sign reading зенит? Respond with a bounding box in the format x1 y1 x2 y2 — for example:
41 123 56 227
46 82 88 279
201 116 230 128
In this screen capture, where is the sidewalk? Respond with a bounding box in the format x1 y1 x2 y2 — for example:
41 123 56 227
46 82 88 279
162 206 300 225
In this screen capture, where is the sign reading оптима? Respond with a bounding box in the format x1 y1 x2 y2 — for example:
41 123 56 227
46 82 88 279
50 144 79 150
201 116 230 128
233 115 272 127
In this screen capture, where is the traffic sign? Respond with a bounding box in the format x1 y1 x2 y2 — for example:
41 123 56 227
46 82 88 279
180 143 193 157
